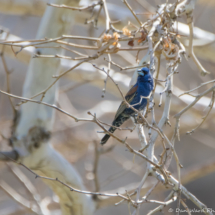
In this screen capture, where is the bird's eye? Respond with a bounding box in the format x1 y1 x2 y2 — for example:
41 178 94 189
138 69 147 76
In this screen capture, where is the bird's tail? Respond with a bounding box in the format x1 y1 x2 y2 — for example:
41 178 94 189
100 116 129 145
100 134 111 145
100 126 116 145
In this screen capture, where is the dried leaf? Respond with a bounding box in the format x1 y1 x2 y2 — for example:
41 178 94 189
138 30 147 44
113 32 120 40
103 34 112 42
122 27 131 36
128 39 134 47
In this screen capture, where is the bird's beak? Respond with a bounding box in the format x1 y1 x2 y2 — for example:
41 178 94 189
137 71 143 76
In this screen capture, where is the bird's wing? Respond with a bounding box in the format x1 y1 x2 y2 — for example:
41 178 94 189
114 83 138 120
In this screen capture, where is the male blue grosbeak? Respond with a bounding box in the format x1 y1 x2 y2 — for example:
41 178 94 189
100 67 153 145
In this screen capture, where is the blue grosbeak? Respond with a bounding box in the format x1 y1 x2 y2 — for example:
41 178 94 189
100 67 153 145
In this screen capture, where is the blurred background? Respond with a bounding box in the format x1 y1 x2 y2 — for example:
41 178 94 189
0 0 215 214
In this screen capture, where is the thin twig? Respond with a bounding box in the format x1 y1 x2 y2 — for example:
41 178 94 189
122 0 142 26
47 1 102 11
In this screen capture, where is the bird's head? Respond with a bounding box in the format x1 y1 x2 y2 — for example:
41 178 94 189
137 67 152 81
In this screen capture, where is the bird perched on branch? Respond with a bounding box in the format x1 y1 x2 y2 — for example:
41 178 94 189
100 67 154 145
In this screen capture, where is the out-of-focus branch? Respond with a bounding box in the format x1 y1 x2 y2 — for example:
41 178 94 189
0 0 212 17
7 163 44 214
0 0 45 16
0 150 18 161
0 180 39 214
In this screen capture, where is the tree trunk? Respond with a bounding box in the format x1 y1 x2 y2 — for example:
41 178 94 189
12 1 95 214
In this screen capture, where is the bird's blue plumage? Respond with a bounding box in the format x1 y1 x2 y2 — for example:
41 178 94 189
101 67 153 145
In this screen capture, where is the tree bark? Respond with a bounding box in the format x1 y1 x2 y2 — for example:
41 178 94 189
12 1 95 214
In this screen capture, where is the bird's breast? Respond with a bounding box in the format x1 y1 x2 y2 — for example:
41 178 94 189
138 82 153 97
